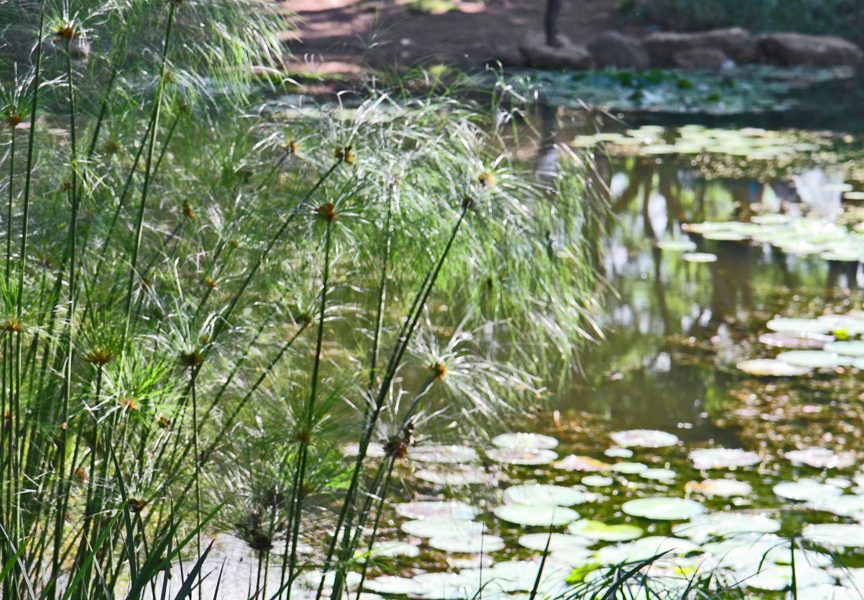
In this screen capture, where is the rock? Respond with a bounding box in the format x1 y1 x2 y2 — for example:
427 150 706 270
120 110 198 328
760 33 864 67
587 31 650 69
642 32 697 66
694 27 761 63
519 32 592 70
643 27 760 66
673 48 728 70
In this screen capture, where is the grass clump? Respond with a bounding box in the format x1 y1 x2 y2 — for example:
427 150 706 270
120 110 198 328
0 1 604 598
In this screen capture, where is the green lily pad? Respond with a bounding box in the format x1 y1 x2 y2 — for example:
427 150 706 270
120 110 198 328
640 468 677 481
517 532 593 552
395 501 479 520
803 523 864 548
428 533 505 554
408 445 478 464
486 448 558 466
682 252 718 263
684 479 753 498
568 519 643 542
766 318 833 335
773 479 842 502
689 448 761 470
785 447 855 469
493 504 578 528
401 518 486 538
609 429 679 448
672 512 781 543
824 340 864 357
621 497 706 521
491 432 558 450
582 475 614 487
503 484 588 507
656 238 696 252
776 350 845 369
736 358 811 377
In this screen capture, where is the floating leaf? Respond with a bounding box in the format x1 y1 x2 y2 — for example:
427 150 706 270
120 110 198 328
682 252 718 263
684 479 753 498
803 523 864 548
568 519 643 542
773 479 842 502
736 358 811 377
408 445 478 464
491 432 559 450
555 455 611 472
401 518 486 538
785 447 856 469
609 429 680 448
395 501 479 520
689 448 761 470
621 497 706 521
428 533 505 554
494 504 578 527
503 484 588 507
776 350 845 369
486 448 558 466
517 532 593 552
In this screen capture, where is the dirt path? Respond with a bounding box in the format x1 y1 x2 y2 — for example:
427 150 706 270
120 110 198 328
283 0 643 75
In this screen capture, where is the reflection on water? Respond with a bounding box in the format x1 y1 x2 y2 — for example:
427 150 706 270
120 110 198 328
549 122 864 445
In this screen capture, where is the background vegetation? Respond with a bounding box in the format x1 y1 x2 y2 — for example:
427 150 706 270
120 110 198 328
0 0 604 596
619 0 864 45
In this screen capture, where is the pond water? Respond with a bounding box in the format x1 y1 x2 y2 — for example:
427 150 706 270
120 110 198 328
185 92 864 598
334 119 864 598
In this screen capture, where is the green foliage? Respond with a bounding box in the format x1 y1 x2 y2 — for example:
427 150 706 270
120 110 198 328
620 0 864 44
0 0 603 595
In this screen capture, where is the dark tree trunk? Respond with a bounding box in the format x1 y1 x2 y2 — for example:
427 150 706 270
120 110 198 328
544 0 563 47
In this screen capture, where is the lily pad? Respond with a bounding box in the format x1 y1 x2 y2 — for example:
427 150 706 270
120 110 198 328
395 501 479 521
736 358 811 377
609 429 680 448
517 532 593 552
486 448 558 466
672 512 781 543
415 466 496 486
611 461 648 474
776 350 844 369
684 479 753 498
401 518 486 538
503 484 588 507
785 447 856 469
774 479 842 502
364 575 425 595
408 445 478 464
491 432 559 450
803 523 864 548
493 504 578 528
428 533 505 554
621 497 706 521
568 519 643 542
766 318 833 335
682 252 718 263
824 340 864 357
758 332 832 349
689 448 761 470
656 238 697 252
596 536 700 564
582 475 614 487
555 455 611 472
640 468 677 481
604 447 634 458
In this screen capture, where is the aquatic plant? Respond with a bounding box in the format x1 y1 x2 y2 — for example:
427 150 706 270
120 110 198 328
0 0 606 596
